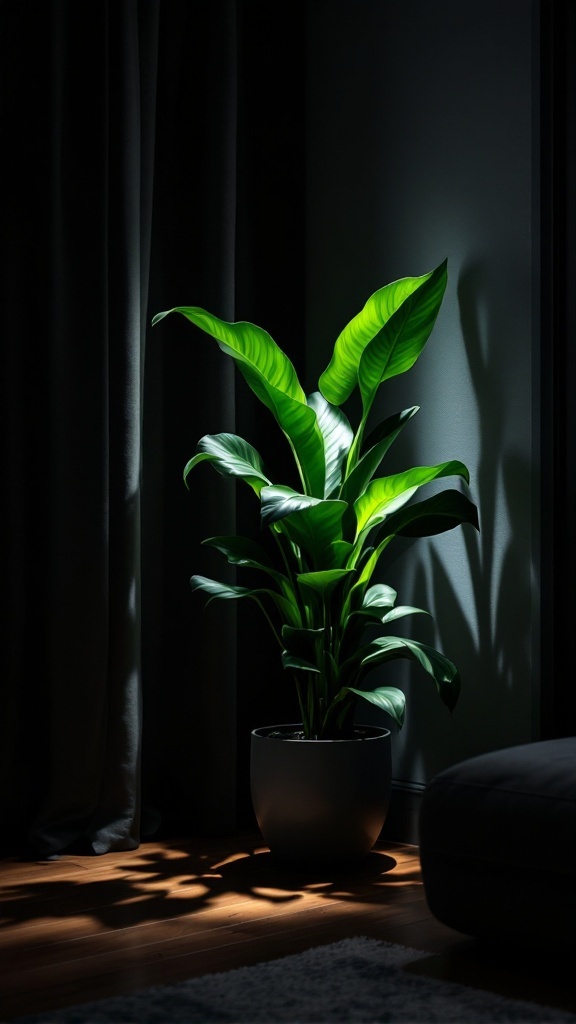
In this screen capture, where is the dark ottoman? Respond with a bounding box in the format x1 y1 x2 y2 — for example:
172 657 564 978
418 737 576 953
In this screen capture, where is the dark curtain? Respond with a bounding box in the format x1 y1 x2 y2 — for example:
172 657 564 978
0 0 305 857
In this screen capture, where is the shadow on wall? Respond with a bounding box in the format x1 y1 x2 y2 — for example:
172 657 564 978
454 260 532 721
385 259 534 785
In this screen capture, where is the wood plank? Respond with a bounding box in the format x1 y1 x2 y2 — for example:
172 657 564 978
0 834 573 1022
0 841 417 947
0 899 430 1017
0 855 421 969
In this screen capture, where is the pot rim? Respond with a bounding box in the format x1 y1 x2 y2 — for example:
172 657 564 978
251 723 391 742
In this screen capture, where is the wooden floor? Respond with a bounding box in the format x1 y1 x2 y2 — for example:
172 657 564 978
0 832 574 1021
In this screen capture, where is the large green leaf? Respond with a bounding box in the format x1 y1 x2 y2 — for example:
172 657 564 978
349 636 461 712
340 583 398 635
260 486 324 525
281 651 320 674
340 586 430 660
190 574 301 628
281 625 325 672
378 488 480 539
307 391 353 498
340 406 419 506
261 390 324 497
347 685 406 728
153 306 326 497
184 433 271 495
347 536 394 591
380 606 430 624
202 535 291 591
347 489 478 602
261 486 349 570
363 583 398 610
152 306 306 400
357 260 448 417
354 461 470 537
318 260 447 407
296 568 355 604
350 604 431 628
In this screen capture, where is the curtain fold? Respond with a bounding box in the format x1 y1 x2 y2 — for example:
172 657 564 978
1 0 160 856
143 0 241 838
41 0 154 856
0 0 305 857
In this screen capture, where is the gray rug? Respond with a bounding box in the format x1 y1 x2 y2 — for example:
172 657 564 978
12 937 576 1023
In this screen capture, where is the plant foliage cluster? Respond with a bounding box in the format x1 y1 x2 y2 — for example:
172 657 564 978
153 259 479 739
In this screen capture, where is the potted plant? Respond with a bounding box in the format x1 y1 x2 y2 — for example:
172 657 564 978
152 258 479 865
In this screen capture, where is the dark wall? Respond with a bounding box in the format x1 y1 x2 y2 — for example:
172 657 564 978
305 0 540 787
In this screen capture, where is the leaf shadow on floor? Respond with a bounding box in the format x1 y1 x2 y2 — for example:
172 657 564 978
0 836 412 932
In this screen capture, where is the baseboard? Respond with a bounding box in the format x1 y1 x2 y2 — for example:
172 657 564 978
380 780 425 845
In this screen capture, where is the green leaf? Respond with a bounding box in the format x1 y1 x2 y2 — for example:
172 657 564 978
282 625 325 672
153 306 306 401
153 306 326 497
379 488 480 538
347 685 406 729
363 584 398 610
262 391 324 497
260 485 322 526
318 260 447 407
190 574 300 627
347 536 393 590
357 260 448 417
341 583 397 632
340 406 419 505
351 604 431 628
296 568 354 603
354 461 471 537
281 651 321 674
352 636 461 713
202 535 290 591
307 391 353 498
184 433 271 495
380 606 431 624
261 486 350 570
